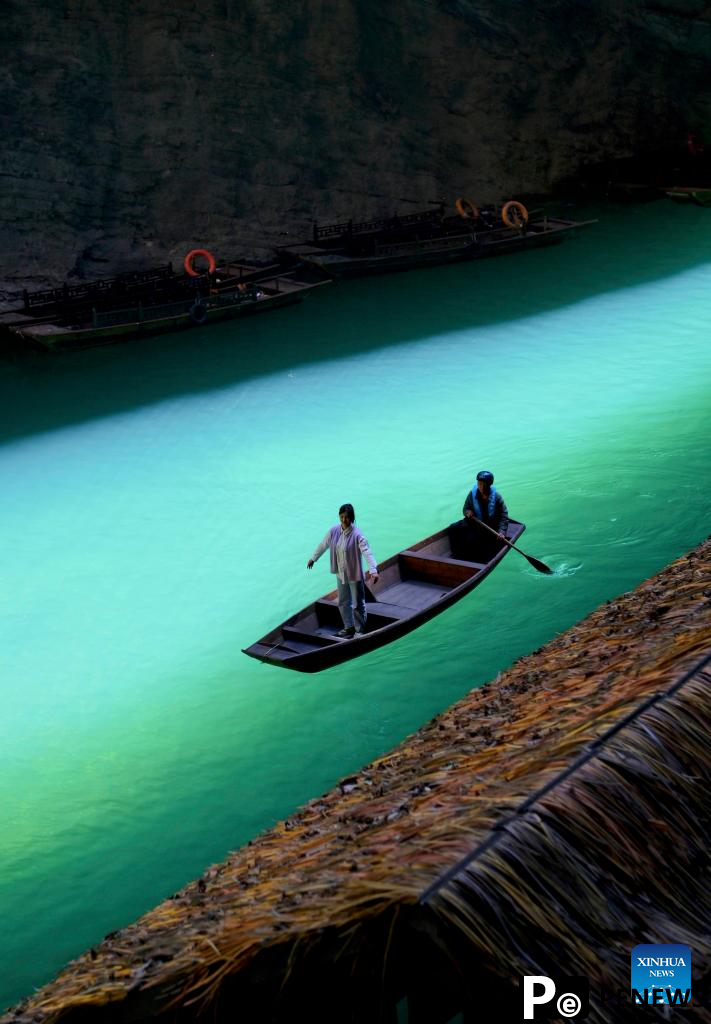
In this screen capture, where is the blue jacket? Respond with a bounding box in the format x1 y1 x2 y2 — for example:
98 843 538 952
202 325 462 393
463 486 509 534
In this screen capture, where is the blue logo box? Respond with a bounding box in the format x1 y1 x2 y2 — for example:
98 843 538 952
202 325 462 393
631 944 691 1005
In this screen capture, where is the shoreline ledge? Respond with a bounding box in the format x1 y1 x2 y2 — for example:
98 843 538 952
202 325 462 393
5 538 710 1023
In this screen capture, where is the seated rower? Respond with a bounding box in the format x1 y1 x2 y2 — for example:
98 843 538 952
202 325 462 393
449 469 509 561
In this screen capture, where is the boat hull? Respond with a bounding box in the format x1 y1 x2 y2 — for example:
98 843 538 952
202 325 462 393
295 219 593 279
666 187 711 206
11 288 305 351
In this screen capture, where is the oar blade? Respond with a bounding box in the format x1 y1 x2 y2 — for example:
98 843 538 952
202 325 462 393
524 552 554 575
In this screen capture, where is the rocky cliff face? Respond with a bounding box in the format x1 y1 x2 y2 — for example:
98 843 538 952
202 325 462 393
3 0 711 292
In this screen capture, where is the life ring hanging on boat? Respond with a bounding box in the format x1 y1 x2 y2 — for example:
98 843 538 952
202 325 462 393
501 201 529 228
184 248 216 277
455 197 479 220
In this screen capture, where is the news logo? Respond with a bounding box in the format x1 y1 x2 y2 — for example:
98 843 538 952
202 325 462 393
631 944 691 1006
522 976 589 1019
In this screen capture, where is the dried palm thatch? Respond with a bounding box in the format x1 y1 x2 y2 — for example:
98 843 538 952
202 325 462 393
4 539 710 1024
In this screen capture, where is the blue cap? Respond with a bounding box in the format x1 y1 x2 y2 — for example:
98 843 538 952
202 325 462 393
476 470 494 484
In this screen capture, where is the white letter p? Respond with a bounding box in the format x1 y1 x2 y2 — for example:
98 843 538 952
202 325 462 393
523 976 556 1019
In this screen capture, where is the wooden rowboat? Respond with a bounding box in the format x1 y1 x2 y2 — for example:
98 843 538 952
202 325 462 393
8 266 329 351
665 186 711 206
283 218 593 279
243 519 525 672
277 202 596 279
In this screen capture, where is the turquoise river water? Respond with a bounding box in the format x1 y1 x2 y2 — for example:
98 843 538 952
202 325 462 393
1 201 710 1008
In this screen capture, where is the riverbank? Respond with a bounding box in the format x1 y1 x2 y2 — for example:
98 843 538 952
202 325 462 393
5 537 709 1023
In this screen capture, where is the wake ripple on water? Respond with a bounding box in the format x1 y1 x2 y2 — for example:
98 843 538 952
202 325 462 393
523 557 583 579
607 522 649 548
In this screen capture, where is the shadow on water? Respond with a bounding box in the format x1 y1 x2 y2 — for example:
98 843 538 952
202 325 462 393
0 200 708 445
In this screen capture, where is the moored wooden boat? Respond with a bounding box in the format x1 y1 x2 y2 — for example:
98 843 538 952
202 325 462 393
18 262 180 318
243 519 525 672
9 267 329 350
665 186 711 206
279 214 594 279
277 206 449 265
14 258 282 318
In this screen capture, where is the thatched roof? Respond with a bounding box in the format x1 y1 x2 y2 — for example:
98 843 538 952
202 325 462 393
5 539 710 1023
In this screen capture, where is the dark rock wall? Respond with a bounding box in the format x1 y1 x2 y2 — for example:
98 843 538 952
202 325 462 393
3 0 711 289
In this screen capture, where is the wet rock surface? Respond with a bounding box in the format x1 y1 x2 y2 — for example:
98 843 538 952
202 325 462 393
3 1 711 295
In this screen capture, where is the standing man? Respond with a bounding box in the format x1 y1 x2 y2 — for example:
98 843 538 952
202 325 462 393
307 503 379 638
450 470 509 561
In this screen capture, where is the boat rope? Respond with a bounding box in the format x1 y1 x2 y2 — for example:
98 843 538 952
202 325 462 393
419 645 711 904
261 637 294 660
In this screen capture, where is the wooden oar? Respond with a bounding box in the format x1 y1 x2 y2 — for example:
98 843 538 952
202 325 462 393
471 517 553 575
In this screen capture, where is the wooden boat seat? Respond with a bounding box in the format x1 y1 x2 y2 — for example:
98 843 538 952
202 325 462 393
312 599 401 630
399 551 484 587
263 636 330 655
430 555 487 570
247 642 300 661
282 626 342 647
312 598 402 630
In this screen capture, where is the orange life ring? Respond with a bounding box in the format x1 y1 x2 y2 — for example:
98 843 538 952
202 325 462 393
455 197 479 220
184 248 216 277
502 201 529 228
